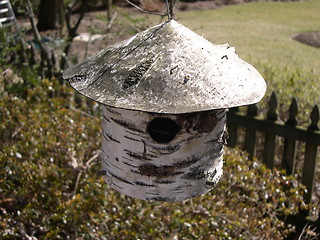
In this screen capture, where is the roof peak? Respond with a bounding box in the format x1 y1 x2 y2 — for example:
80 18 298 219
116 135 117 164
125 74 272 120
63 20 266 114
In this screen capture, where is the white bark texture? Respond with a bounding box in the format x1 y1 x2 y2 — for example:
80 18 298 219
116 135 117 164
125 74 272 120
101 105 226 202
63 20 266 114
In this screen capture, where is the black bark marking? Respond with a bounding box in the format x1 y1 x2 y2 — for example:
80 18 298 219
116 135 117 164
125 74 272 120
68 74 86 83
153 144 181 155
176 110 223 135
204 137 225 145
103 132 120 144
102 151 123 171
124 149 152 161
173 155 200 168
205 181 217 188
123 157 134 162
125 130 145 138
138 164 183 178
102 158 110 167
124 135 141 142
105 107 121 116
154 179 174 184
123 58 154 90
180 135 202 143
183 75 191 84
142 140 147 159
182 167 206 180
103 115 111 122
172 190 184 194
149 149 160 156
83 22 168 90
145 192 160 196
170 65 178 75
102 148 110 159
107 158 123 171
135 181 156 187
207 169 218 182
146 197 173 202
183 167 218 181
123 161 138 168
112 182 124 190
109 171 133 185
221 55 228 60
111 117 144 133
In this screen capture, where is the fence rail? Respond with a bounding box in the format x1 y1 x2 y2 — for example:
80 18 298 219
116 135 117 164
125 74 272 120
226 92 319 209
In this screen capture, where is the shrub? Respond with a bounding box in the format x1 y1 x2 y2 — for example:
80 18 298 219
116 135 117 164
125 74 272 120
0 76 310 239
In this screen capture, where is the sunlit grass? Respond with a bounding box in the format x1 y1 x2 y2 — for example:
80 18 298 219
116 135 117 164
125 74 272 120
142 0 320 111
176 0 320 74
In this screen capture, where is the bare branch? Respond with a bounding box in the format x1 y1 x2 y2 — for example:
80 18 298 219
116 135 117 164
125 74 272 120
85 150 101 168
70 150 101 198
106 11 118 32
72 171 83 198
25 0 53 76
126 0 167 17
169 0 175 20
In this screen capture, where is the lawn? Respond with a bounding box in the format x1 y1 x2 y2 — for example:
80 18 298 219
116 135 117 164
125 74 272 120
177 0 320 74
162 0 320 121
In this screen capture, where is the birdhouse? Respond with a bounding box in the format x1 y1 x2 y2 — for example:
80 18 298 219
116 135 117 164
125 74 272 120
63 20 266 202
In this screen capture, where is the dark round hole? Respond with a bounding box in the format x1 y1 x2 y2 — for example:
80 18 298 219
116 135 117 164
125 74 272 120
147 118 180 143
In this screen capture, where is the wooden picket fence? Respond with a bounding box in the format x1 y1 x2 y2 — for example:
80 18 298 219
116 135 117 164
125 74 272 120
226 92 319 210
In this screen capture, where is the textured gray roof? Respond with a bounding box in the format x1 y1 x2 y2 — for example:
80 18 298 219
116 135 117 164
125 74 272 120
63 20 266 114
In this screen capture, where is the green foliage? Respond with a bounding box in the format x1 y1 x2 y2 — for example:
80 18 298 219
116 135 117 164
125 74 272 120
11 0 33 16
0 27 41 90
1 2 318 238
0 28 22 67
255 62 320 125
0 78 310 239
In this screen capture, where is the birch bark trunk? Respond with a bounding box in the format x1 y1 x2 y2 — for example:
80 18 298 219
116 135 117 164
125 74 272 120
101 105 226 202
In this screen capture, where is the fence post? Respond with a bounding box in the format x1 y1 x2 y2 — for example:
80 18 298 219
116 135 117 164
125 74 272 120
227 107 239 148
244 104 258 159
302 105 319 203
282 98 299 175
263 92 279 169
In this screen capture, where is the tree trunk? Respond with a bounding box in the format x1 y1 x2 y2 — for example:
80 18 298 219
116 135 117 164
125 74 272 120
106 0 112 21
58 0 66 35
37 0 58 31
100 105 226 202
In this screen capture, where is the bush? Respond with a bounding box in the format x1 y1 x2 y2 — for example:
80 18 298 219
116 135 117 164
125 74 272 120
255 62 320 126
0 75 310 239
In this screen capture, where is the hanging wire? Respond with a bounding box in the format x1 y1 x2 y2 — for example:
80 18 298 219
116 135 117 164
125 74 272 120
165 0 170 21
168 0 175 20
125 0 176 21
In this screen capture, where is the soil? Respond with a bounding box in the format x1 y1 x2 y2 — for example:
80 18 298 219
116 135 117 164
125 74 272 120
292 31 320 48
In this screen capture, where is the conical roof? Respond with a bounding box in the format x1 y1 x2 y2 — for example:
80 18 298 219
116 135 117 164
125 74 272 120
63 20 266 114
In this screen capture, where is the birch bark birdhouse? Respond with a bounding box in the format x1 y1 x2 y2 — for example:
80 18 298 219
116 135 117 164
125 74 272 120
63 20 266 202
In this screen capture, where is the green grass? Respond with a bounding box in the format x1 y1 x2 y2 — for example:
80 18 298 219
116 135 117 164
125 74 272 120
176 0 320 74
161 0 320 123
143 0 319 122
